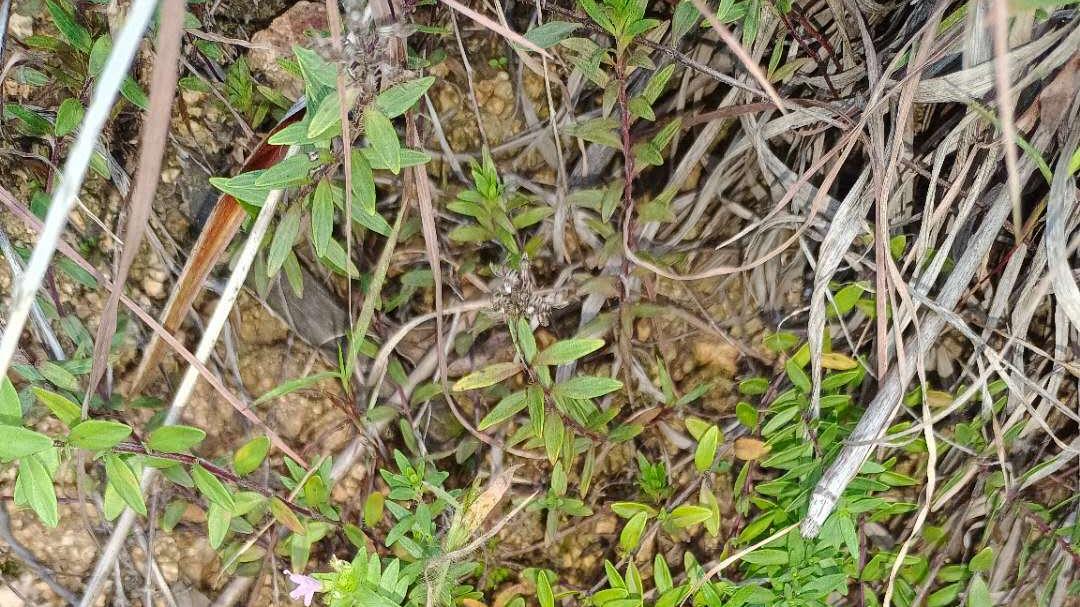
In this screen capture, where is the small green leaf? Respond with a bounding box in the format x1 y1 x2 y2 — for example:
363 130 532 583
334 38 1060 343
966 574 991 606
694 425 719 472
672 1 698 38
620 511 649 552
890 234 908 260
537 571 555 607
17 455 59 527
359 146 429 172
38 361 79 391
740 548 789 566
292 44 337 105
763 331 799 351
478 390 529 430
254 154 316 188
527 386 545 438
565 118 621 148
270 497 305 534
306 94 343 140
103 481 125 520
452 362 523 392
267 204 302 277
317 238 360 277
514 317 538 363
375 76 436 118
735 401 758 429
147 425 206 453
364 108 400 174
311 179 334 257
120 76 150 111
512 205 554 229
684 417 710 441
0 376 22 424
207 502 230 549
233 436 270 476
785 358 811 392
282 252 304 297
209 171 271 206
611 501 657 518
628 96 655 121
4 104 52 136
968 547 994 573
55 98 84 137
192 464 236 511
33 388 81 427
533 339 605 366
104 454 147 516
525 21 579 49
350 151 377 215
668 505 712 528
830 283 865 317
738 377 769 395
47 0 92 53
68 420 131 451
303 475 328 505
553 376 622 400
364 492 384 527
543 414 564 464
0 426 54 462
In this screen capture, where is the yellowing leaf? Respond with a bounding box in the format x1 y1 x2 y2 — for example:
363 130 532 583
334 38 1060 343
452 362 523 392
270 497 305 534
734 437 770 460
925 390 954 408
820 352 858 370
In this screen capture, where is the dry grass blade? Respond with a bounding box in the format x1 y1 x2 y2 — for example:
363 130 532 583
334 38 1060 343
807 170 870 418
0 0 157 384
687 0 786 114
348 192 410 383
1045 127 1080 331
407 113 449 392
990 0 1024 237
84 0 185 411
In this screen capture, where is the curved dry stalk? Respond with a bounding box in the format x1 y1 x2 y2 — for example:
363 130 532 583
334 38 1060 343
364 299 493 411
1045 128 1080 331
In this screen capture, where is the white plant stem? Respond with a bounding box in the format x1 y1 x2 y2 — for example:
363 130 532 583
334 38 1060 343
77 148 297 606
0 0 156 381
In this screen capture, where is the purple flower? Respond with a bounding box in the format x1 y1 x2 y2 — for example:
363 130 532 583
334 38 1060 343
284 570 322 606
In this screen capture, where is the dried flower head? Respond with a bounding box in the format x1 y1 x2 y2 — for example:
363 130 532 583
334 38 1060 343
491 255 559 326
